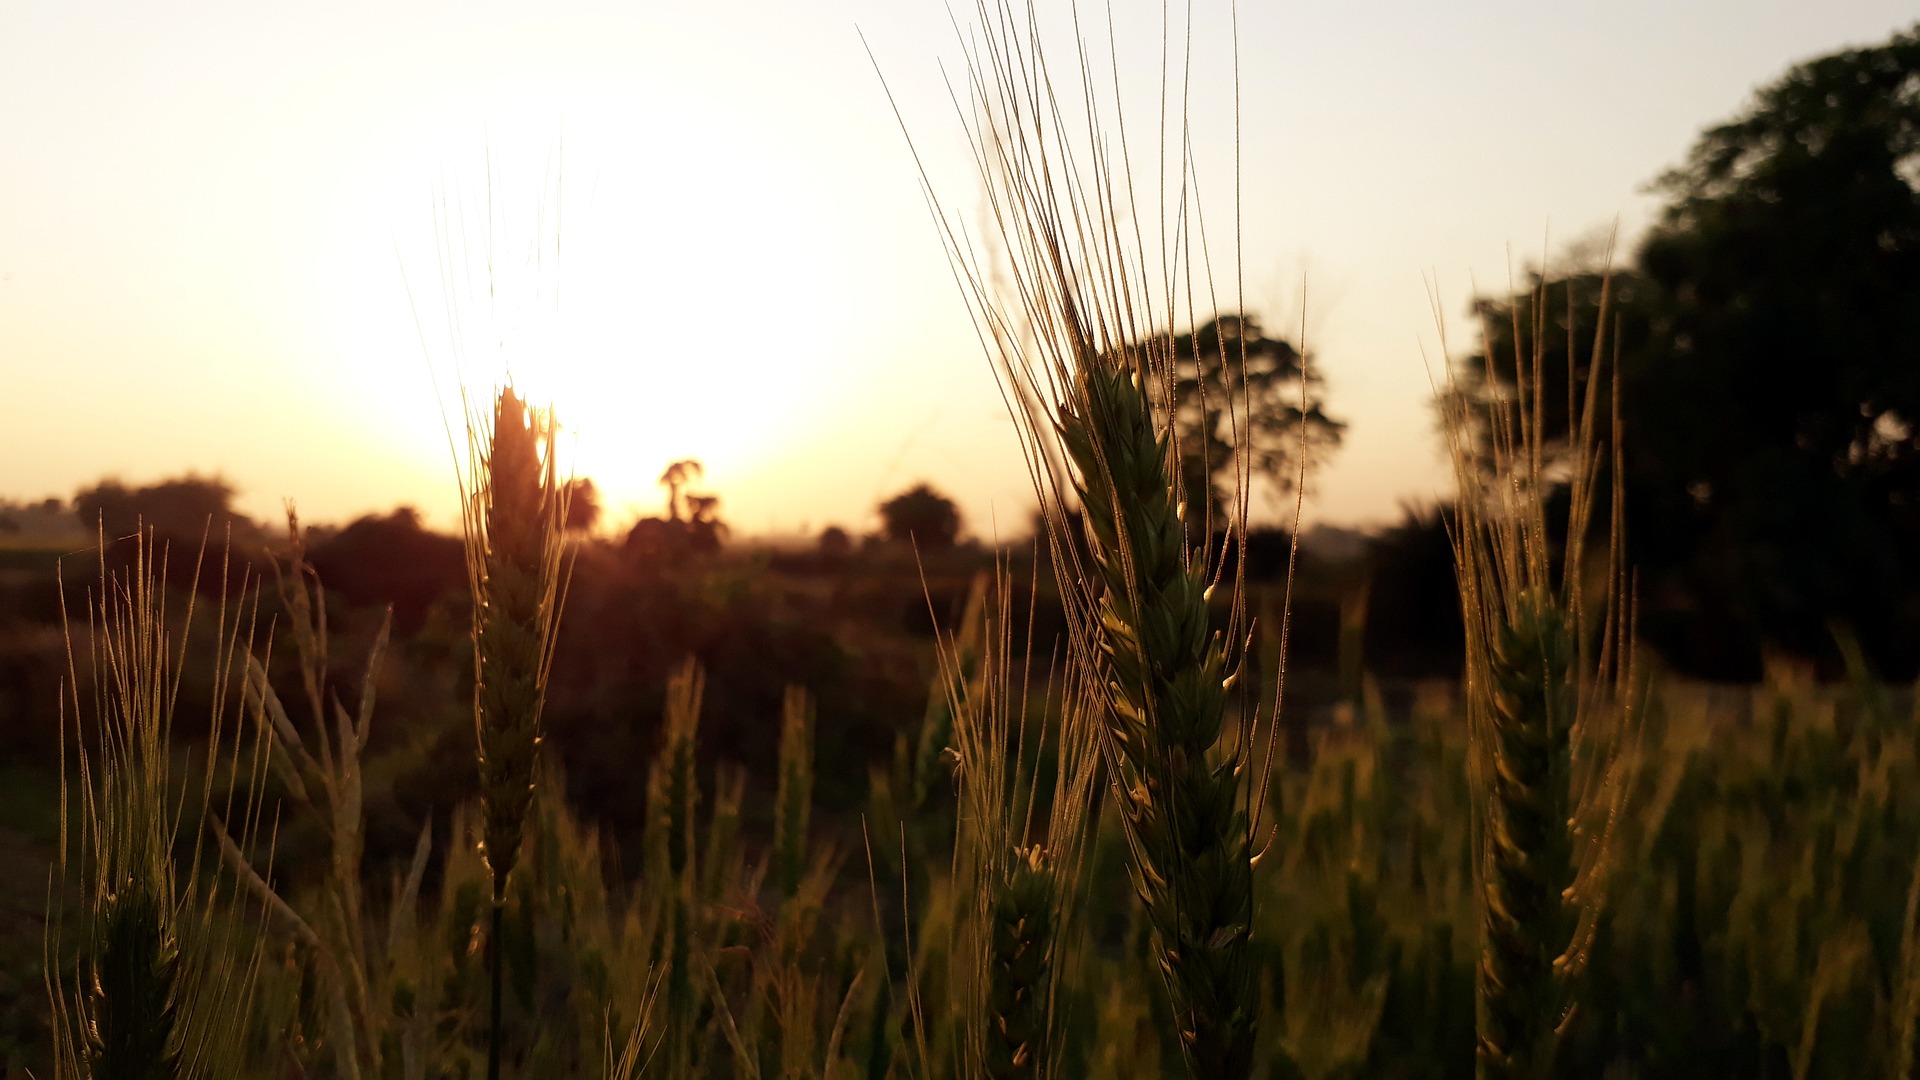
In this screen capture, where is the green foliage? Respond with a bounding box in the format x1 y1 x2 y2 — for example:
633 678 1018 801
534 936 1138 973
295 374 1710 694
49 528 271 1080
1455 23 1920 677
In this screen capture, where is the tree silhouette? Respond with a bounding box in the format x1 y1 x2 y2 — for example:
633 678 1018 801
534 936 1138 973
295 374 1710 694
818 525 853 559
1453 24 1920 675
659 460 703 523
73 474 259 546
878 483 962 549
1127 314 1343 529
308 507 464 633
624 460 727 560
562 478 601 533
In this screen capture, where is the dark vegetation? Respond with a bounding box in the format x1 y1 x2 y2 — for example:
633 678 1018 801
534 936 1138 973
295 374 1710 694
2 21 1918 1079
1448 26 1920 680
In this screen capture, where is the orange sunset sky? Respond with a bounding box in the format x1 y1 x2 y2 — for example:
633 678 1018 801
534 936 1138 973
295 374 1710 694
3 1 1914 539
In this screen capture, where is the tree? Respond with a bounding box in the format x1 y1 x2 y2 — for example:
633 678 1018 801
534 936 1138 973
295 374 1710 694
878 483 962 549
1454 25 1920 675
624 460 727 561
659 460 703 523
73 474 260 545
1148 314 1343 529
308 507 464 633
818 525 853 559
562 478 601 533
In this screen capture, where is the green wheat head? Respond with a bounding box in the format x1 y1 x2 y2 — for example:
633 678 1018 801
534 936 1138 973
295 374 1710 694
50 527 272 1080
1473 591 1575 1076
1060 354 1256 1078
1440 258 1641 1079
982 846 1056 1080
879 3 1278 1074
775 685 816 903
945 561 1102 1080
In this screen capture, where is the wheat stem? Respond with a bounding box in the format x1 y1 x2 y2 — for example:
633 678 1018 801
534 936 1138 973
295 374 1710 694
774 686 815 904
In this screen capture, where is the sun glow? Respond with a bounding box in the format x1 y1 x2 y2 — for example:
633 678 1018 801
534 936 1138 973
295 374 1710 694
303 52 850 528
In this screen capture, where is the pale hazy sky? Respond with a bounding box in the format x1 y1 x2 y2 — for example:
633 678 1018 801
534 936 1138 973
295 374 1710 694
3 1 1914 539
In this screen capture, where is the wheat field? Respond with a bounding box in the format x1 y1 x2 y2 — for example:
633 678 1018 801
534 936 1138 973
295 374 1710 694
17 3 1920 1079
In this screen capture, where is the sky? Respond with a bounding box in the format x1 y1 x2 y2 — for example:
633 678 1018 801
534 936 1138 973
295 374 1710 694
2 1 1915 540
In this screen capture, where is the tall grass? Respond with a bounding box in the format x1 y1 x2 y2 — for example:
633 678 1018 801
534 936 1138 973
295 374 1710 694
48 528 271 1079
1438 260 1640 1078
944 563 1099 1080
459 385 571 1080
880 2 1284 1073
213 513 432 1079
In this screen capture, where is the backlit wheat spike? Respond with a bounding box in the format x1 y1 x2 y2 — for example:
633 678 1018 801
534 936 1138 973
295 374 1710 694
52 524 272 1080
982 847 1055 1080
1473 592 1574 1077
655 658 705 1078
873 1 1273 1073
86 881 180 1080
460 384 568 1080
470 386 564 899
774 685 816 903
1059 356 1256 1079
948 560 1101 1080
1439 254 1641 1080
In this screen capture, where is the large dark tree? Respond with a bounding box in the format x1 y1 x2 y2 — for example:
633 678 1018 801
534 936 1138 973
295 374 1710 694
1456 25 1920 676
73 475 261 547
1155 315 1343 530
308 507 465 633
878 483 962 550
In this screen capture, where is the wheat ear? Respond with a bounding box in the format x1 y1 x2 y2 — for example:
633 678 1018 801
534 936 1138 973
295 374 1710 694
51 526 271 1080
1472 592 1576 1076
1061 358 1257 1078
947 562 1100 1080
1439 255 1641 1079
872 1 1271 1072
652 658 704 1077
459 385 568 1080
467 386 565 896
774 686 815 904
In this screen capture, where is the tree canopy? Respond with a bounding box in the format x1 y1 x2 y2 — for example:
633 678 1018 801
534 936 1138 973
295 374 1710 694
879 483 962 549
1453 24 1920 676
1154 314 1343 530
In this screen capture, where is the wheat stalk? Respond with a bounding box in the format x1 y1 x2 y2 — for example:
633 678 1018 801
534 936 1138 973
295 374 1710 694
458 384 569 1080
948 561 1101 1080
774 686 815 904
871 2 1277 1073
1437 254 1641 1079
466 386 566 897
1062 348 1258 1078
1472 591 1576 1076
652 658 705 1077
49 525 272 1080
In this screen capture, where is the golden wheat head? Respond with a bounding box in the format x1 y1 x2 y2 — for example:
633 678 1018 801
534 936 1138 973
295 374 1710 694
461 385 569 901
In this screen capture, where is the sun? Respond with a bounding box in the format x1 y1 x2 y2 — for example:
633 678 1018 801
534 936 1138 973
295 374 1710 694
304 63 849 528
